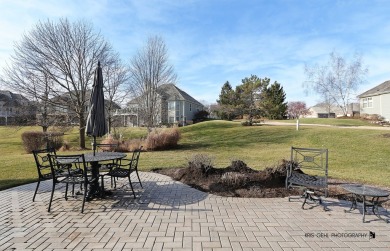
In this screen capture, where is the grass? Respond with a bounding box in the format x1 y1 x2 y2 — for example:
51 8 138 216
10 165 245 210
1 120 390 190
274 117 378 126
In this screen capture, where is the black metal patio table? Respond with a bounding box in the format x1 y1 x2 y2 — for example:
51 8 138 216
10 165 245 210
84 152 126 199
57 152 126 200
342 184 389 223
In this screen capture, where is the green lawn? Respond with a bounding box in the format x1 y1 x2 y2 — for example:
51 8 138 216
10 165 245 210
1 120 390 190
274 117 378 126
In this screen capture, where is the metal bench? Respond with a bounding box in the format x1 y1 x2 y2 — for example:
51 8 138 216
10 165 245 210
285 147 328 210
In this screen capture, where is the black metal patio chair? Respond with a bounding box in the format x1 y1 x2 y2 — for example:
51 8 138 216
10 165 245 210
32 148 74 201
104 147 143 199
47 154 95 213
95 143 119 188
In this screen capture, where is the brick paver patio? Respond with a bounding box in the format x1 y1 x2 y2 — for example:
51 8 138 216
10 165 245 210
0 172 389 250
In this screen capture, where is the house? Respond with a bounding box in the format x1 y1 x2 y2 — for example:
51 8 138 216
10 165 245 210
357 80 390 121
119 84 204 126
0 90 35 125
38 91 120 126
305 104 344 118
305 103 360 119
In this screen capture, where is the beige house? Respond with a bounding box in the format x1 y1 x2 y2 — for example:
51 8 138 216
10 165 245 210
305 104 343 118
305 103 359 118
357 80 390 121
120 84 204 126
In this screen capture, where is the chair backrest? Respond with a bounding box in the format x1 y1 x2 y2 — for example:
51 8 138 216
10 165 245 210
32 148 57 179
288 147 328 178
96 143 118 152
47 154 86 179
130 146 143 170
286 147 329 197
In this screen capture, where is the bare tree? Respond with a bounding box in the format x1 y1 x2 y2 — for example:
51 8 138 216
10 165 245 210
1 63 54 131
1 18 113 148
129 36 177 130
304 51 368 116
101 54 130 133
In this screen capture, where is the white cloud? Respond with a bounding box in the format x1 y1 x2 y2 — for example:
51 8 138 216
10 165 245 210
1 0 390 107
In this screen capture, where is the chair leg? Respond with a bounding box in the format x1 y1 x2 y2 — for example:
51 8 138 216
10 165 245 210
81 182 87 213
135 170 142 188
33 180 41 202
128 176 136 199
71 184 75 196
113 178 117 189
48 183 55 212
65 183 69 201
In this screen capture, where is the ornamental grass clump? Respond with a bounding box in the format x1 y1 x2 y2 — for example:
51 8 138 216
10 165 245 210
221 172 247 187
146 127 181 150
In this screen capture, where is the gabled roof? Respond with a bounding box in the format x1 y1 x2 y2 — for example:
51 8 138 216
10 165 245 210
158 84 203 107
0 90 29 106
309 104 343 114
49 90 121 109
128 84 204 107
357 80 390 98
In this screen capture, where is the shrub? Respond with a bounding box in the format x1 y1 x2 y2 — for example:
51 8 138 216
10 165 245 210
59 141 71 151
115 138 143 152
21 131 64 153
193 110 210 123
360 113 384 121
125 138 144 152
22 131 46 153
46 132 64 150
221 172 247 187
145 128 181 150
187 153 214 174
100 135 119 151
241 121 252 126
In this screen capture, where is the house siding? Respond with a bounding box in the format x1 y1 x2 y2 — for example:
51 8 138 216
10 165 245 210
124 84 204 126
360 93 390 121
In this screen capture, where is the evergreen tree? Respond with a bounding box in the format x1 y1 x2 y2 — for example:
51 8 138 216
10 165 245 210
236 75 267 123
216 81 237 120
261 82 288 119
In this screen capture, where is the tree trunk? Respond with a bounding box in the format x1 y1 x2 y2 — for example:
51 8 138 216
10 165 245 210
79 114 86 149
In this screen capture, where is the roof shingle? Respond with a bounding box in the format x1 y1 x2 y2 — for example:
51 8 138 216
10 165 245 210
357 80 390 98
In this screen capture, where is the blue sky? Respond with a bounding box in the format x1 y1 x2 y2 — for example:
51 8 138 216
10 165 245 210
1 0 390 106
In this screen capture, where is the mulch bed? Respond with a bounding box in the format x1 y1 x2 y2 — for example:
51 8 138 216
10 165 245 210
151 160 390 208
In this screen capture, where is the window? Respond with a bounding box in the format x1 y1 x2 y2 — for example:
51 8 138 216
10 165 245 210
189 104 192 111
168 102 175 110
362 97 373 108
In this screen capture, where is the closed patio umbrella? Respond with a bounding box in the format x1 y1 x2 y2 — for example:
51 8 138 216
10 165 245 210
86 61 108 155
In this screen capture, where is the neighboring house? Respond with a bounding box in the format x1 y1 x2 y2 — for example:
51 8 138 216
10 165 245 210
118 84 204 127
305 103 360 118
38 91 120 126
305 104 344 118
0 90 35 125
357 80 390 121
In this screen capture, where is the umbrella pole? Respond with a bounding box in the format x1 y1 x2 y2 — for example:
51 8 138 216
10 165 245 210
93 136 96 156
